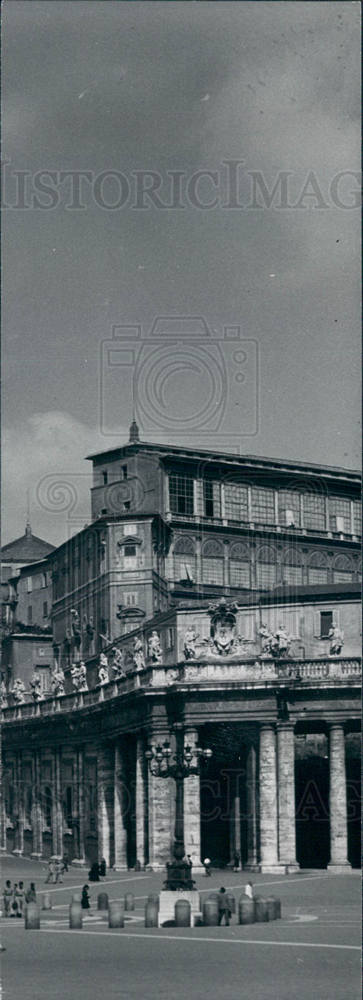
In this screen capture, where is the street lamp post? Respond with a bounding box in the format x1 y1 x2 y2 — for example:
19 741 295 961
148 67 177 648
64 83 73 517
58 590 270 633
145 732 212 890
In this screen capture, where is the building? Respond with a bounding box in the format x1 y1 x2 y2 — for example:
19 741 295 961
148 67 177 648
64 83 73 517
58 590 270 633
1 427 361 872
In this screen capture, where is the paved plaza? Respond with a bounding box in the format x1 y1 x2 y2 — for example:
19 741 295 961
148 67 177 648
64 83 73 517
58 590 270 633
1 855 361 1000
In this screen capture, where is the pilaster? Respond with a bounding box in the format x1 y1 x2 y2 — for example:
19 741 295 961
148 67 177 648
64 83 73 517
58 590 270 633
135 737 148 868
245 744 259 870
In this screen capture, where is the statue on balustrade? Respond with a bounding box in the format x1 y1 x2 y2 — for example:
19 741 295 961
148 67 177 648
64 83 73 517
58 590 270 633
148 630 162 663
0 680 8 709
111 648 126 680
12 678 27 704
328 623 344 656
259 622 292 659
133 637 145 671
51 665 65 697
71 661 88 692
29 672 44 702
98 652 109 686
184 625 199 660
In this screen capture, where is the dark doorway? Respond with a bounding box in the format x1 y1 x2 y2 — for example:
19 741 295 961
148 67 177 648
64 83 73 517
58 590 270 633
347 757 361 868
295 756 330 868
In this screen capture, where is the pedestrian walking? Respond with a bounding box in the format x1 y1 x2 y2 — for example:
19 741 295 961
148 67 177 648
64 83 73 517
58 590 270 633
203 857 212 876
81 884 90 909
25 883 37 904
233 850 240 872
217 887 232 926
54 859 63 883
15 881 25 916
45 859 55 884
3 880 13 916
61 852 69 872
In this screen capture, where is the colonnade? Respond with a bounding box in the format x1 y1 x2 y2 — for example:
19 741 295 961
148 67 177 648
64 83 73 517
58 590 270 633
1 723 353 872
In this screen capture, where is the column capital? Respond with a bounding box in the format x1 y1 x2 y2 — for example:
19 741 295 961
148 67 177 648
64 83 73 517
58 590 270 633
276 721 295 732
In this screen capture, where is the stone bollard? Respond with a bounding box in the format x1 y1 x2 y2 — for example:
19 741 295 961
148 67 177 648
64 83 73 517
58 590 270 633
72 892 82 904
108 900 124 928
238 896 255 925
254 897 269 922
175 900 191 927
69 901 83 928
124 892 134 912
202 898 219 926
226 893 236 915
147 893 159 908
145 901 159 927
25 903 40 929
265 897 278 921
97 892 109 911
41 893 52 910
266 896 281 920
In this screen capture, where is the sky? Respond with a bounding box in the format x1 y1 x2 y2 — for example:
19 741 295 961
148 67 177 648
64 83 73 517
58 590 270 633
2 1 361 546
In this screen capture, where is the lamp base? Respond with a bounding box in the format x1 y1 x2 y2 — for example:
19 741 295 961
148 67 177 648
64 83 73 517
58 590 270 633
163 859 195 892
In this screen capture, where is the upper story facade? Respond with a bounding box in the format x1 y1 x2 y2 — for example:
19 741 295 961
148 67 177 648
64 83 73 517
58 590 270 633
87 429 361 596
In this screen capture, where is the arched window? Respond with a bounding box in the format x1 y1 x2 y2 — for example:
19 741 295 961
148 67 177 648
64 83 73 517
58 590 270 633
229 543 250 588
256 545 277 589
332 554 354 584
282 547 303 586
307 551 328 584
173 537 196 583
202 540 224 586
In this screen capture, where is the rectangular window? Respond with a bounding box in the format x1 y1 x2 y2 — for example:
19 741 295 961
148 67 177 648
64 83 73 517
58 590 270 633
174 555 195 582
203 481 214 518
256 563 276 588
123 591 138 606
27 577 32 593
224 484 248 523
124 544 137 569
278 491 301 528
230 561 250 588
251 487 275 525
43 601 48 618
329 498 351 534
202 558 224 585
303 494 326 531
27 605 33 624
36 667 51 691
333 570 353 584
283 566 303 585
320 611 333 638
166 627 174 650
308 568 328 584
353 500 361 536
169 475 194 516
102 470 108 485
122 465 128 480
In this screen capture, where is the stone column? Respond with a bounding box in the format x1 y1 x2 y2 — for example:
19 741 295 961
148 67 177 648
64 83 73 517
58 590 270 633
0 736 6 852
13 753 24 856
114 744 129 870
277 724 299 872
183 729 202 869
51 751 61 856
97 746 114 869
229 775 241 863
135 737 148 868
31 752 43 859
73 749 86 865
327 725 351 871
258 725 281 872
245 744 259 870
146 733 174 870
55 750 63 857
